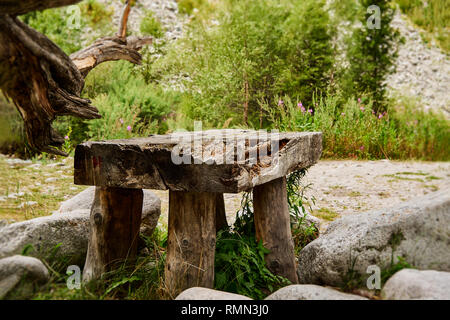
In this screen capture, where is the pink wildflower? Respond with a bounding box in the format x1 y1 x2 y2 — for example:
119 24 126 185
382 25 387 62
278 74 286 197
64 136 69 140
358 98 361 103
360 146 364 151
119 118 124 124
378 114 383 119
360 106 365 111
341 112 345 116
308 109 313 114
278 100 284 106
127 125 132 131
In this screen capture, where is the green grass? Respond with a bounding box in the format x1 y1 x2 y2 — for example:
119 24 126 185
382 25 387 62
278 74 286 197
0 155 86 221
395 0 450 52
314 208 339 221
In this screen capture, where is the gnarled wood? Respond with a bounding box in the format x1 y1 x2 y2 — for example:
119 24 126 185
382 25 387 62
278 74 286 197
0 1 152 155
253 177 298 284
70 36 152 77
165 191 217 297
83 187 143 282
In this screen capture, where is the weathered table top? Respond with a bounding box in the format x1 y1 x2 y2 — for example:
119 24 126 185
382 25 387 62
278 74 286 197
74 129 322 193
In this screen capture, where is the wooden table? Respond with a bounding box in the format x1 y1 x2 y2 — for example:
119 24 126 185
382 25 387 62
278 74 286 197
74 129 322 295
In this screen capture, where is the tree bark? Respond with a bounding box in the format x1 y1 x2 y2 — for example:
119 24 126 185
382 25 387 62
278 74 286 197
165 191 217 297
0 0 82 16
83 187 143 282
0 1 152 155
253 177 298 284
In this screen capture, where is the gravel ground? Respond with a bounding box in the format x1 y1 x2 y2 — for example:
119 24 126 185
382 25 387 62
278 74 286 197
154 160 450 231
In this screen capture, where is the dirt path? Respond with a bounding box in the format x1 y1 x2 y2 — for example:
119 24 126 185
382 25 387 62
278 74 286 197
155 160 450 231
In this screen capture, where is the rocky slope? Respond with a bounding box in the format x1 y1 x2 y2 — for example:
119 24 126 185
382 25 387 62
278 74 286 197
386 10 450 117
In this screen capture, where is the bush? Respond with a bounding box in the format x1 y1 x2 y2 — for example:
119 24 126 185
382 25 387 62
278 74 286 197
152 0 334 128
140 10 165 38
55 61 180 145
342 0 401 111
20 0 113 55
263 93 450 160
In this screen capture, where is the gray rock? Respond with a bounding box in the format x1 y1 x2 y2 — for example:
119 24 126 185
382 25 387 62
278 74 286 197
298 189 450 286
265 285 367 300
57 186 95 213
382 269 450 300
56 187 161 237
0 255 49 299
0 211 90 265
175 287 252 300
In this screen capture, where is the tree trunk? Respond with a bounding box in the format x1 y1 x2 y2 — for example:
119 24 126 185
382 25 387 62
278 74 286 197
253 177 298 284
83 187 143 282
165 191 217 297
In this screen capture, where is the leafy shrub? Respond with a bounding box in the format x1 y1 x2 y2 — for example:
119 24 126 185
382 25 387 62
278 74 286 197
140 10 165 38
80 61 180 141
342 0 401 111
177 0 207 15
20 0 113 55
263 94 450 160
153 0 334 128
214 193 290 299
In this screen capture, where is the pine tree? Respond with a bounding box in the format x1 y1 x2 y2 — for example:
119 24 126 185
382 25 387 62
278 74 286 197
344 0 400 111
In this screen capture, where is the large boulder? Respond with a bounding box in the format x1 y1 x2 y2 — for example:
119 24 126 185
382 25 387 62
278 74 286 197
176 287 252 300
265 285 367 300
56 187 161 237
0 188 161 265
382 269 450 300
298 189 450 286
0 255 49 299
0 211 89 265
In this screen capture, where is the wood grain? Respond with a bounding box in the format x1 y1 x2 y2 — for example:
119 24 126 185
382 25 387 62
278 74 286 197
253 177 298 284
165 191 217 297
83 187 143 282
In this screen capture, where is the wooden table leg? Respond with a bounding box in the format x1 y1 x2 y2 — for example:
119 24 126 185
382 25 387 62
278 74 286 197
83 187 143 282
253 177 298 284
215 193 228 232
165 191 217 296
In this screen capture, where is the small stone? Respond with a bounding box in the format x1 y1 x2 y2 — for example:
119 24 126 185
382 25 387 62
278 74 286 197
265 285 368 300
0 255 49 299
176 287 252 300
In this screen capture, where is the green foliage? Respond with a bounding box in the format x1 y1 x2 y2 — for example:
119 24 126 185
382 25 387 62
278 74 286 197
153 0 334 128
140 10 165 38
286 170 319 254
214 194 290 299
177 0 207 15
215 169 318 299
54 61 180 147
380 256 414 285
342 0 401 111
0 98 36 159
20 0 113 55
395 0 450 52
263 93 450 160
